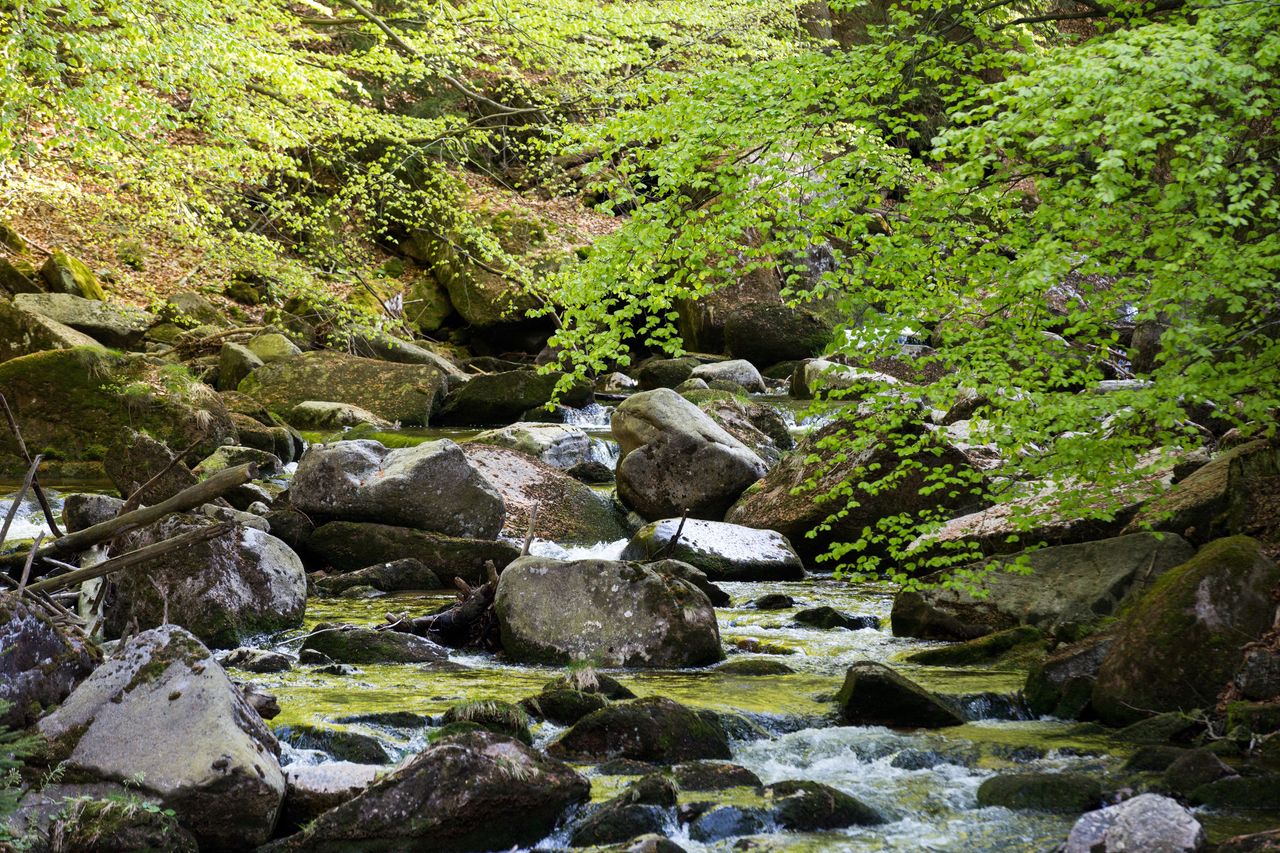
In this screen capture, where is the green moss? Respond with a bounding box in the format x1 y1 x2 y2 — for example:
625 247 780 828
903 626 1046 667
44 250 107 301
441 700 532 745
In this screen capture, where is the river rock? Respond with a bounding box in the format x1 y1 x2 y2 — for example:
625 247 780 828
0 348 234 478
620 518 803 581
1064 793 1205 853
1092 536 1280 726
637 356 701 389
673 762 762 791
306 521 519 585
461 443 627 544
220 647 293 674
0 298 101 362
240 350 447 426
977 772 1101 812
521 687 610 725
194 444 282 478
891 532 1195 641
441 700 532 744
1162 749 1236 794
271 731 589 852
726 420 985 564
767 779 884 829
290 439 504 538
61 492 126 532
613 388 767 521
1023 631 1115 719
38 626 285 849
569 775 677 847
14 292 153 347
438 370 592 425
301 623 448 664
287 400 392 430
281 762 381 830
314 558 444 594
548 697 731 763
795 606 879 630
723 302 834 366
495 556 722 667
836 662 964 728
697 394 793 463
690 359 765 392
246 332 301 363
0 597 100 729
105 515 307 648
472 422 594 468
104 428 200 504
40 250 106 300
791 359 900 400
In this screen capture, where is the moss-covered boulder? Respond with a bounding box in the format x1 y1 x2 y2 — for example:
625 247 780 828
461 443 627 544
905 625 1046 667
976 772 1101 812
0 348 234 479
472 422 595 469
314 558 444 594
697 394 793 465
404 272 455 333
0 256 42 296
38 626 285 850
441 700 532 744
767 779 884 829
217 342 264 391
13 293 153 348
305 521 519 586
0 597 100 729
247 332 301 363
795 606 880 630
276 724 392 765
637 356 702 390
281 762 381 832
1023 631 1114 719
568 774 677 847
1189 774 1280 810
40 250 106 300
240 350 447 426
0 298 100 362
1092 537 1280 726
271 731 589 852
723 302 834 367
836 661 965 728
620 518 803 581
891 532 1195 641
301 623 449 664
521 687 610 725
103 429 200 504
1161 749 1236 794
439 369 592 426
495 556 722 668
715 658 796 676
673 761 762 791
548 697 731 763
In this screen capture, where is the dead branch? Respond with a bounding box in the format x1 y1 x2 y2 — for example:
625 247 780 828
1 395 63 538
659 509 690 559
0 453 43 548
16 532 44 596
520 506 538 556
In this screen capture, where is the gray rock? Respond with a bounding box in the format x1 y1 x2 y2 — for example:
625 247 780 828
620 518 803 581
218 342 264 391
62 492 125 532
13 292 152 347
104 429 199 505
166 291 228 326
247 332 302 363
792 359 900 399
300 623 448 664
346 331 467 378
0 299 100 363
305 521 518 586
220 647 293 673
0 597 100 728
1236 646 1280 701
690 359 765 392
290 439 504 538
105 515 307 648
472 422 594 469
836 661 964 728
38 626 285 849
282 762 380 831
194 444 282 478
1065 793 1205 853
439 369 593 426
495 556 722 668
314 558 444 594
613 389 767 521
288 400 392 430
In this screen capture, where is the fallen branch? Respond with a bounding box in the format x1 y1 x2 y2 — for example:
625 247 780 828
0 453 41 548
16 532 44 596
1 395 62 538
659 509 690 560
0 463 256 569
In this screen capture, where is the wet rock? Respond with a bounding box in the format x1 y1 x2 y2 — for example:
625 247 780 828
690 359 765 392
1065 793 1204 852
270 731 589 852
672 761 762 791
716 658 796 676
1093 537 1280 725
240 350 447 426
951 691 1031 721
0 597 100 729
723 302 833 366
462 443 628 544
836 661 965 728
441 700 532 744
301 623 448 664
689 805 767 842
644 557 731 606
0 299 100 362
105 515 307 648
621 518 803 581
291 439 504 538
569 775 677 847
281 762 380 831
596 759 660 776
1162 749 1236 794
495 556 722 668
892 532 1195 641
219 647 293 673
40 250 106 300
767 779 884 829
521 687 609 725
278 723 392 764
906 625 1045 667
548 697 732 763
1114 712 1205 745
62 492 126 532
1024 631 1115 719
795 606 879 630
13 292 153 347
754 593 794 610
614 388 767 521
891 749 949 770
977 772 1101 813
727 419 985 564
38 626 285 849
287 400 392 430
473 422 594 468
306 521 518 586
313 558 444 594
439 369 592 426
1188 774 1280 810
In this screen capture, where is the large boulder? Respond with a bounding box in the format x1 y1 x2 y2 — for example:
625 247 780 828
472 422 595 469
0 298 100 362
239 350 447 426
0 348 234 478
104 515 307 648
0 597 100 729
613 388 767 521
723 302 834 366
305 521 519 586
272 731 588 852
836 662 965 728
37 626 285 850
103 429 200 504
890 533 1195 641
290 439 504 538
1023 631 1116 719
461 443 627 544
1064 793 1205 853
726 420 986 564
13 293 153 347
281 762 381 831
696 393 794 465
300 624 448 664
1092 536 1280 725
39 250 106 300
790 360 901 400
495 556 722 667
620 518 803 581
439 370 593 425
548 697 731 763
286 400 391 430
689 359 765 392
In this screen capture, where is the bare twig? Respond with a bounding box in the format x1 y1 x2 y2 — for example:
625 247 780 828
0 453 42 548
659 509 690 559
16 532 44 597
0 395 62 538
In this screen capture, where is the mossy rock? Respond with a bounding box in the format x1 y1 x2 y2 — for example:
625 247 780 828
0 348 234 479
715 658 796 676
0 299 100 363
520 688 608 726
1189 774 1280 810
306 521 519 587
636 356 701 390
1023 631 1114 720
547 696 731 764
301 623 448 665
672 761 762 791
439 370 592 426
1161 749 1236 794
0 256 42 296
767 779 884 829
975 772 1102 813
40 250 106 300
1092 536 1280 726
405 273 455 333
1114 712 1205 745
1225 700 1280 737
441 700 532 745
836 661 965 728
277 723 392 764
905 626 1046 667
